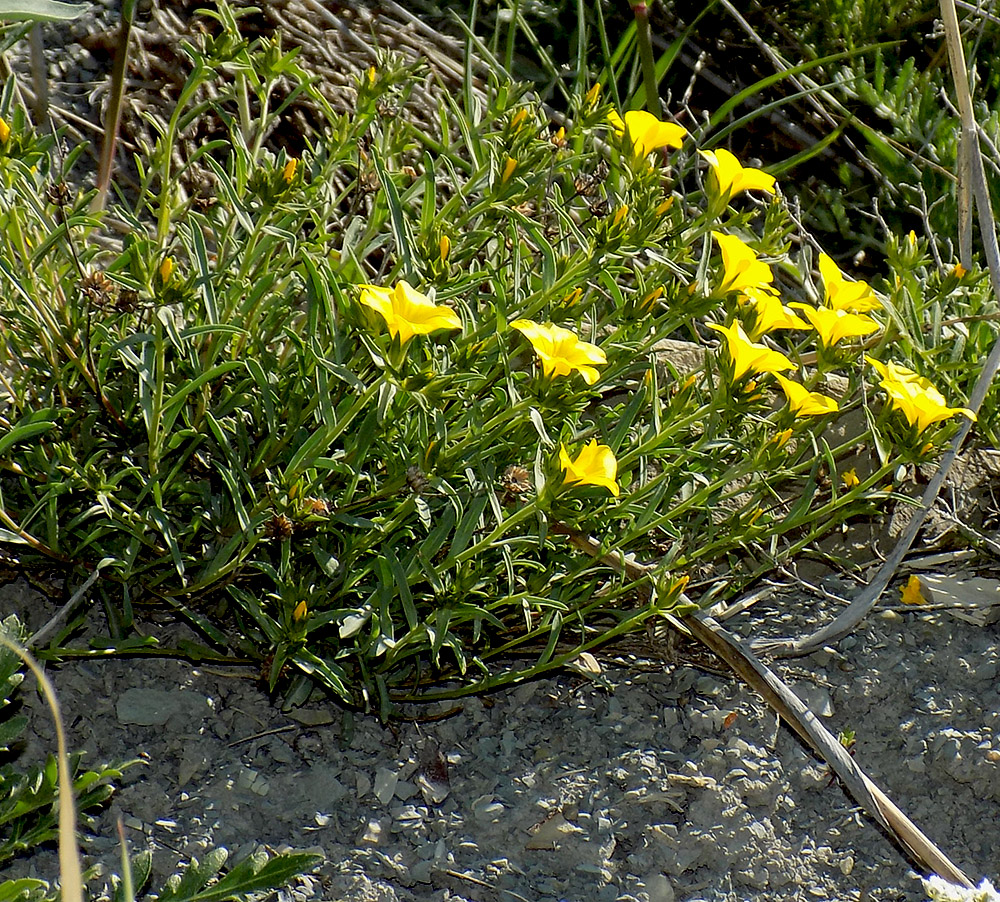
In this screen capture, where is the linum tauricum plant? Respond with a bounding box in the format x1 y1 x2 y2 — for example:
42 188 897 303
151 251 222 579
0 15 981 711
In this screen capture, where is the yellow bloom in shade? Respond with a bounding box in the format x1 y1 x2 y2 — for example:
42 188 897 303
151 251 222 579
584 83 602 109
358 280 462 345
772 428 792 449
0 116 9 143
159 257 174 282
559 440 620 497
699 148 776 200
501 156 518 185
293 600 309 622
656 197 675 215
866 356 976 434
608 109 687 157
774 373 839 417
282 158 298 184
900 574 927 605
511 319 607 384
841 468 860 489
712 232 776 298
750 293 808 337
706 321 794 381
790 302 880 347
818 253 881 313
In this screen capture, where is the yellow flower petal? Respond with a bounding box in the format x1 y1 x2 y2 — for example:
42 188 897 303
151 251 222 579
841 468 860 489
511 319 606 384
900 574 926 605
609 109 686 157
774 373 839 417
358 280 462 345
706 321 794 381
699 148 776 200
282 158 298 184
0 116 9 143
559 440 620 497
712 232 776 298
790 302 880 347
818 253 881 313
866 356 976 434
501 156 518 185
749 293 808 337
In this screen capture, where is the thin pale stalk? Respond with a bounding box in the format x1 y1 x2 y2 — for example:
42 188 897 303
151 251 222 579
764 0 1000 658
92 0 137 212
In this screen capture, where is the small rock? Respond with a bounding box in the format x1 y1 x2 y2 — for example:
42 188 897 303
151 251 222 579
645 873 676 902
374 767 399 805
116 688 210 726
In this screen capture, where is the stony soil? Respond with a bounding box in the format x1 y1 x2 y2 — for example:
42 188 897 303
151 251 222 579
3 3 999 900
4 570 999 902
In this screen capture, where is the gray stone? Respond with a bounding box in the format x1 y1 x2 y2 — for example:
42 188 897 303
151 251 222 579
116 688 210 726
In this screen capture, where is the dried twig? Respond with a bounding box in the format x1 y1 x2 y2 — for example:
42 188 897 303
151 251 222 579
758 0 1000 658
561 525 972 888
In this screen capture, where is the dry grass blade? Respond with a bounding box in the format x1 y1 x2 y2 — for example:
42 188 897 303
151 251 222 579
758 0 1000 659
0 636 83 902
560 527 972 888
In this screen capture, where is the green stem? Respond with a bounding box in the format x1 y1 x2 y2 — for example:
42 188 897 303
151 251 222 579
633 1 661 116
454 500 541 565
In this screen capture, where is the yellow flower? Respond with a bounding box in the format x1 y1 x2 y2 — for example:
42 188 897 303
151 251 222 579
358 280 462 345
0 116 9 143
551 126 566 147
841 468 860 489
750 293 808 337
706 320 794 381
510 109 528 132
866 356 976 434
699 148 776 200
656 197 675 216
607 109 687 157
500 155 518 185
439 234 451 263
159 257 174 283
511 319 607 384
611 204 629 228
293 600 309 622
640 286 664 312
790 302 880 347
818 253 881 313
900 574 926 605
282 158 298 184
771 428 793 449
584 83 602 109
559 440 620 497
952 263 967 278
774 373 839 417
712 232 776 298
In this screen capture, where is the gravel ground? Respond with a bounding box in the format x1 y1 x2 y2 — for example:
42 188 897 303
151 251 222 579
4 572 999 902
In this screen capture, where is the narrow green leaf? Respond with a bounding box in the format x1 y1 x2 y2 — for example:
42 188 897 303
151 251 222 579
0 0 86 22
370 144 414 280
